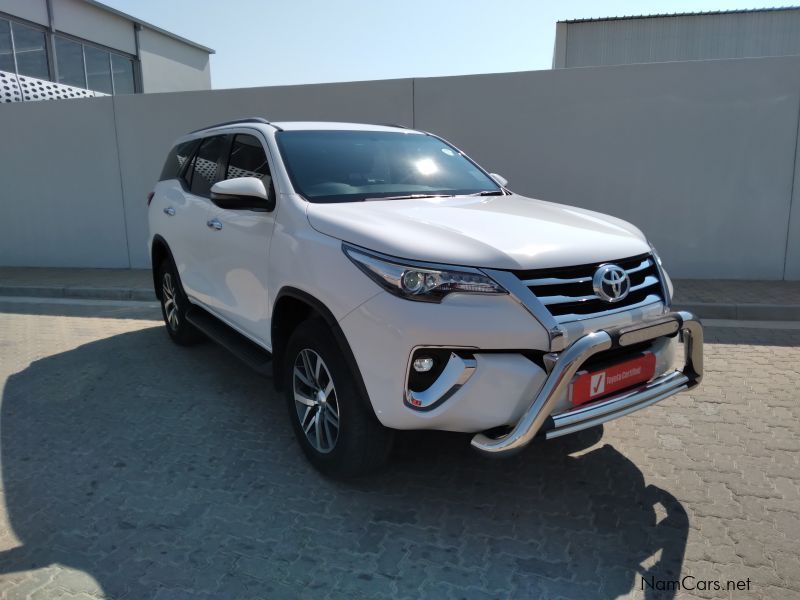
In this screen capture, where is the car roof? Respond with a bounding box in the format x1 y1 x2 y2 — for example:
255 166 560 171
175 120 426 147
270 121 422 133
190 120 423 135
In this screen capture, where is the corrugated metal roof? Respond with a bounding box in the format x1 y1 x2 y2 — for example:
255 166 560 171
559 5 800 24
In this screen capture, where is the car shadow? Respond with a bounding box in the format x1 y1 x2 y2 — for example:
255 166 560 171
0 326 688 599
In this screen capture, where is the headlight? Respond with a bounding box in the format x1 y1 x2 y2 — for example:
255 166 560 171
343 244 506 302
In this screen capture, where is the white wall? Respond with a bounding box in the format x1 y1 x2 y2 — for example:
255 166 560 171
138 27 211 93
555 10 800 68
0 56 798 279
0 96 130 267
0 0 47 25
51 0 136 55
415 57 800 280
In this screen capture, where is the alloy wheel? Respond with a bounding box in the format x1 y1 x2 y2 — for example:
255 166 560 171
292 348 340 453
162 272 179 330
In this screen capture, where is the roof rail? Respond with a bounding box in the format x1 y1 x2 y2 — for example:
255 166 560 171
376 122 410 129
190 117 283 134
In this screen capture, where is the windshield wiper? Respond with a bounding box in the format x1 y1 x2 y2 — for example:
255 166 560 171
363 194 455 202
468 190 506 196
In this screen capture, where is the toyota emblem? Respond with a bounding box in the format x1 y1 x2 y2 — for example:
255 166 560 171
592 264 630 303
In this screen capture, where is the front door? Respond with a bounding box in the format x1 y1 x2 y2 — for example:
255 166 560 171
168 134 228 306
202 132 276 346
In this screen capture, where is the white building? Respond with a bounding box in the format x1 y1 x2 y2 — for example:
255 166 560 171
0 0 213 102
553 6 800 68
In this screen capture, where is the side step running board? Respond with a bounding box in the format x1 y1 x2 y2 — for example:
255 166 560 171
186 306 273 377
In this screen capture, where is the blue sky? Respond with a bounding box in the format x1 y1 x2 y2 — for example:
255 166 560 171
102 0 798 89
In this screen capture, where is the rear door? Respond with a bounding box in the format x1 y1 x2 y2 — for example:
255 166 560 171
172 134 229 305
201 131 276 345
151 137 200 270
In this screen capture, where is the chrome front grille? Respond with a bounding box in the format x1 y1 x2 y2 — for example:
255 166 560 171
512 253 665 323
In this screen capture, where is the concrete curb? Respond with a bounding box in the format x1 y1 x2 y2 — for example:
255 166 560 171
0 286 156 302
674 302 800 321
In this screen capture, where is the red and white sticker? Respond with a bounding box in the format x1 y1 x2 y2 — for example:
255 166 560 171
570 352 656 407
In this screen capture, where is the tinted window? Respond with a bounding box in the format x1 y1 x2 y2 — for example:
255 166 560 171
84 46 112 94
55 37 86 88
159 139 201 182
0 19 13 73
11 21 48 79
111 53 135 94
189 136 227 197
275 130 499 203
226 135 270 182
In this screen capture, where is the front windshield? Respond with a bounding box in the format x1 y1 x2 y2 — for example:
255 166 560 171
275 130 501 203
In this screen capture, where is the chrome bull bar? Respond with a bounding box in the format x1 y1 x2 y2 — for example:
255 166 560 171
471 310 703 456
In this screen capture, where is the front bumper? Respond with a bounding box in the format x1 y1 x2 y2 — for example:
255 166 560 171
471 311 703 456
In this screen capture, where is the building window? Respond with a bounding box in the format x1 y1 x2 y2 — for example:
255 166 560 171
53 35 136 94
0 17 50 79
110 53 135 94
0 15 138 95
84 45 112 94
0 19 13 72
55 37 85 88
10 20 48 79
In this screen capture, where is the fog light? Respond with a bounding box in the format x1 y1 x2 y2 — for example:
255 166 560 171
413 356 435 372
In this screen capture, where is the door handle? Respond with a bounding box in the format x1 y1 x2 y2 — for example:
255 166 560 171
163 207 175 216
206 218 223 230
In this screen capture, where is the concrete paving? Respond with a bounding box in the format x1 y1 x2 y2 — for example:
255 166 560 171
1 267 799 321
0 300 798 598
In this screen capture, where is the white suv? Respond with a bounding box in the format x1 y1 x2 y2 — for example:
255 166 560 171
148 118 703 477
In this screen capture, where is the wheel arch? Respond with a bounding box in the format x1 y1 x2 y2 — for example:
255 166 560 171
271 287 377 419
151 235 176 300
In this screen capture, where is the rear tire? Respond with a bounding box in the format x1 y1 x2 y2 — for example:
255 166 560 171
157 260 204 346
283 318 393 478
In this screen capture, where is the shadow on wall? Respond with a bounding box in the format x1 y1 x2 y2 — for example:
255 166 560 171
0 326 688 598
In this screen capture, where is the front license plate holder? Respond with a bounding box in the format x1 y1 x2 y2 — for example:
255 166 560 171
570 352 656 407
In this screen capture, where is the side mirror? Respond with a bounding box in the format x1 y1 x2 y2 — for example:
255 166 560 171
210 177 275 211
489 173 508 188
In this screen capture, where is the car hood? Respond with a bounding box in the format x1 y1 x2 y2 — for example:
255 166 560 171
305 193 650 270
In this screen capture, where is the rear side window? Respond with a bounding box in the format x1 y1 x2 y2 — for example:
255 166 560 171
159 139 200 182
226 134 271 183
188 135 228 197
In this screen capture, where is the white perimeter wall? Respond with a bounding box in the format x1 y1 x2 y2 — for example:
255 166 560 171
1 55 799 279
138 28 211 93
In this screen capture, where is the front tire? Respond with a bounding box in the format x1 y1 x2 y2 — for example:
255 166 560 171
157 260 204 346
284 318 393 478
